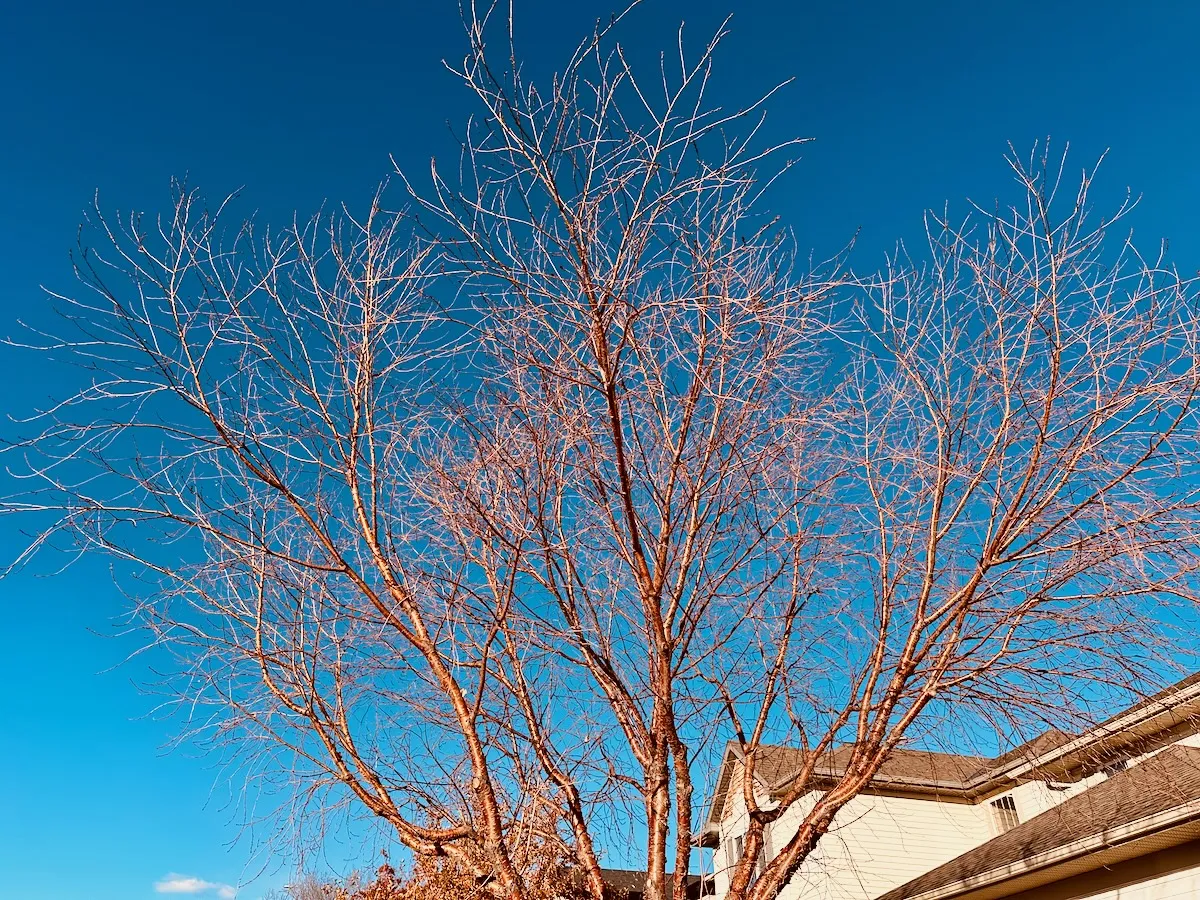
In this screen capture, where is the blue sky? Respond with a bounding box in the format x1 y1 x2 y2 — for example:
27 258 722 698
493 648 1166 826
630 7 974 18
2 1 1200 898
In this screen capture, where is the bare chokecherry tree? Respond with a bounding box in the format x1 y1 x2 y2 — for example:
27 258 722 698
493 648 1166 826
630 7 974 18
7 6 1200 900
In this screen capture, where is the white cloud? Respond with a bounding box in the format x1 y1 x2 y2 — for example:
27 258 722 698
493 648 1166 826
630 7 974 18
154 874 237 899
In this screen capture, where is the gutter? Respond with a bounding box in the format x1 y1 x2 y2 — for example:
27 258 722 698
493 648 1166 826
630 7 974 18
998 680 1200 782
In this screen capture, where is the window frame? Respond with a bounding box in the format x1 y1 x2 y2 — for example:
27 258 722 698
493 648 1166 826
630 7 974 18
990 794 1020 833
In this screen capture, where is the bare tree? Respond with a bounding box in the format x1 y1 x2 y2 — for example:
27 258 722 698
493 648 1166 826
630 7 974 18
6 6 1200 900
723 152 1200 900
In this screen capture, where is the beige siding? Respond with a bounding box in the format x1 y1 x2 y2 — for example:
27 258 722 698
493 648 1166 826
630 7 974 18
775 794 990 900
1069 865 1200 899
715 769 990 900
1007 777 1101 822
1127 731 1200 770
714 759 779 896
1002 842 1200 900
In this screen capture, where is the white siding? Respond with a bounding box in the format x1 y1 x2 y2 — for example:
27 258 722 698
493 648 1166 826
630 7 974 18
1006 775 1102 822
1126 731 1200 770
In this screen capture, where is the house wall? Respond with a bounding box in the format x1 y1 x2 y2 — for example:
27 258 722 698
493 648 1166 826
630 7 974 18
1126 730 1200 769
715 765 991 900
713 759 780 896
1006 775 1100 821
1009 729 1200 822
774 793 990 900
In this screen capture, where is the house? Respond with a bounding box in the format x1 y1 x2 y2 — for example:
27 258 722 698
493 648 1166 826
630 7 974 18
698 675 1200 900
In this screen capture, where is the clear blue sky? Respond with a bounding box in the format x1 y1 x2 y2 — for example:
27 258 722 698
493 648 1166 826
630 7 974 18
2 1 1199 898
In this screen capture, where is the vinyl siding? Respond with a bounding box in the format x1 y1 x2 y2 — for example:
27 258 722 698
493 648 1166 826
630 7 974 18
999 840 1200 900
775 793 990 900
1006 776 1100 822
1066 865 1200 900
714 759 779 896
715 765 990 900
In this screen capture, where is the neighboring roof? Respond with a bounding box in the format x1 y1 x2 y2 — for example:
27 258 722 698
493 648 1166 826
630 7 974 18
597 869 713 899
598 869 650 893
877 744 1200 900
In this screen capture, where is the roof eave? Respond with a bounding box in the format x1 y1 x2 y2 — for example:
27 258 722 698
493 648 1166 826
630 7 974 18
997 683 1200 784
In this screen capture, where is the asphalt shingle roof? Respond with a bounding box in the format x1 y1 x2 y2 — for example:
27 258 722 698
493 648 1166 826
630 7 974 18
877 743 1200 900
707 672 1200 826
761 745 989 790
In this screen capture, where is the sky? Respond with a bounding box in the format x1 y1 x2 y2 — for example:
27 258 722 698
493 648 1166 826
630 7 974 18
2 1 1200 898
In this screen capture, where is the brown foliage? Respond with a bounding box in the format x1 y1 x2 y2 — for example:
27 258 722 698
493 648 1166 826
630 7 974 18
285 855 584 900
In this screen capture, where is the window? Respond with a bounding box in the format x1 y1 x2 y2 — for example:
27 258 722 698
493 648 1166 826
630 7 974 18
726 832 766 885
991 795 1020 833
723 834 743 876
749 846 765 886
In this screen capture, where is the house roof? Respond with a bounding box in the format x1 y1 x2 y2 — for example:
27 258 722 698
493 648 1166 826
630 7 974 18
596 868 713 899
876 743 1200 900
770 745 990 792
746 744 809 788
976 728 1073 774
702 672 1200 834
